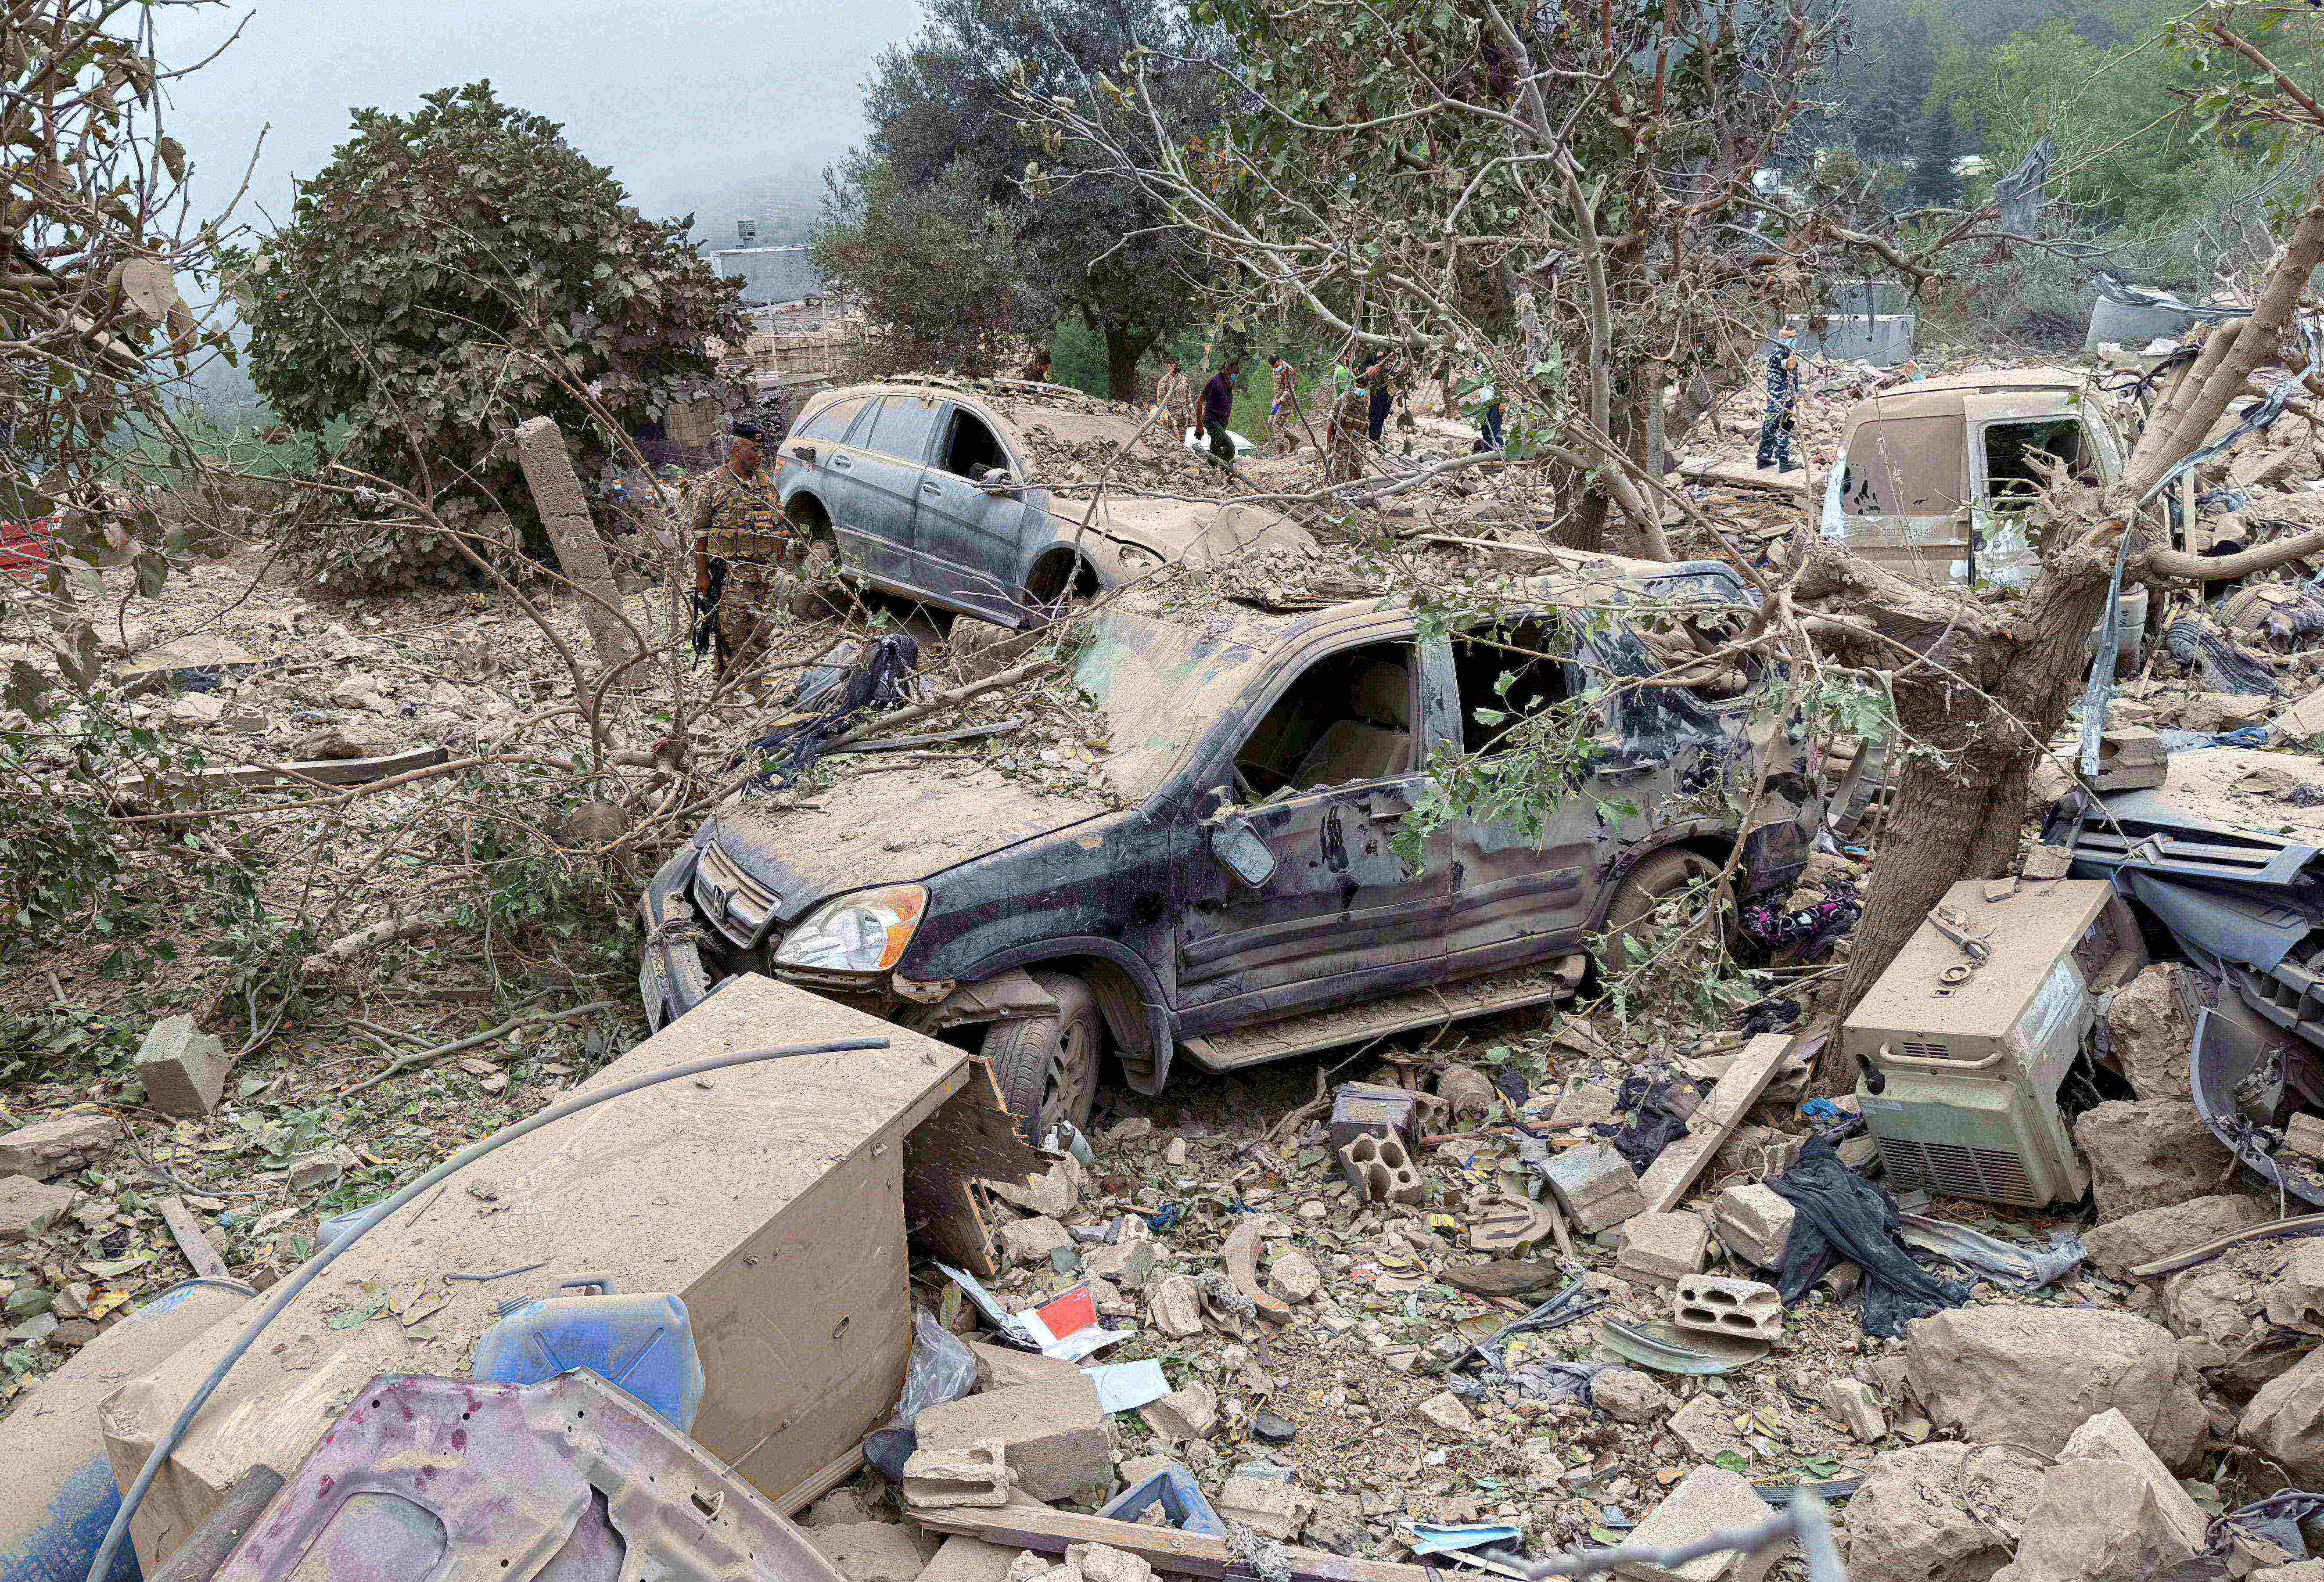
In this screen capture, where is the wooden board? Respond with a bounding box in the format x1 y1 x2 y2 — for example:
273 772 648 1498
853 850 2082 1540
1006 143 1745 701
194 745 448 791
1676 456 1808 499
1636 1032 1794 1213
157 1195 228 1280
916 1504 1439 1582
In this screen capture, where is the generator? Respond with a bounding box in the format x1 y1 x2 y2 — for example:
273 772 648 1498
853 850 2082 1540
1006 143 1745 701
1846 877 2144 1206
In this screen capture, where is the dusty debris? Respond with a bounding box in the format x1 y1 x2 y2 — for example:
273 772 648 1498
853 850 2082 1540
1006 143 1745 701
1903 1304 2206 1470
1615 1465 1783 1582
2073 1099 2239 1222
2081 1193 2276 1280
914 1376 1112 1506
1839 1442 2044 1582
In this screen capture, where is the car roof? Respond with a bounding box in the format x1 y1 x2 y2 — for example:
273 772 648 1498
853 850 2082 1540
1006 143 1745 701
802 381 1145 451
1848 367 2085 423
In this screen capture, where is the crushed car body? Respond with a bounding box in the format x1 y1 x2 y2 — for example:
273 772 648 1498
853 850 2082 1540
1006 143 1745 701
641 552 1828 1130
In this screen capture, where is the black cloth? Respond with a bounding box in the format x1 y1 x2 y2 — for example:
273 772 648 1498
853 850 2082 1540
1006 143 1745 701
1202 370 1234 426
1768 1136 1973 1338
1368 381 1393 443
732 633 920 790
1591 1070 1703 1173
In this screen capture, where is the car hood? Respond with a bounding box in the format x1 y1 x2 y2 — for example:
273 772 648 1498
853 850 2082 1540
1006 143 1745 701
1078 499 1318 566
700 763 1112 922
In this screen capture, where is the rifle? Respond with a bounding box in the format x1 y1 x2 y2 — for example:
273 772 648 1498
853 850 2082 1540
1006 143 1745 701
691 557 729 664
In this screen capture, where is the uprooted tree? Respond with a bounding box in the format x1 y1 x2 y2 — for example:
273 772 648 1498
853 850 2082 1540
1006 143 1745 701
235 81 749 593
1023 0 2324 1084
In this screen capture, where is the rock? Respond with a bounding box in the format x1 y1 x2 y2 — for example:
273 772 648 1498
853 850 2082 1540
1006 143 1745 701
1147 1273 1203 1338
1551 1077 1623 1129
1904 1305 2206 1471
0 1176 80 1244
2082 1194 2274 1280
989 1156 1083 1219
293 725 390 760
2182 691 2273 733
917 1537 1022 1582
1990 1457 2201 1582
968 1341 1083 1393
1711 1183 1795 1271
1839 1442 2043 1582
2238 1345 2324 1484
1667 1395 1748 1463
902 1440 1017 1509
1083 1237 1157 1288
2105 966 2195 1100
1004 1553 1054 1582
1139 1381 1218 1442
1065 1545 1152 1582
1250 1410 1297 1444
1544 1141 1645 1233
808 1522 943 1582
134 1014 230 1118
1268 1248 1322 1303
286 1150 343 1192
1416 1390 1477 1436
2251 1567 2324 1582
554 800 630 848
1616 1212 1711 1288
914 1375 1113 1505
801 1489 876 1529
995 1215 1072 1266
2262 1238 2324 1335
1818 1377 1887 1442
0 1114 111 1181
1215 1475 1313 1540
2073 1100 2237 1222
1615 1467 1782 1582
1592 1367 1677 1425
2055 1408 2206 1552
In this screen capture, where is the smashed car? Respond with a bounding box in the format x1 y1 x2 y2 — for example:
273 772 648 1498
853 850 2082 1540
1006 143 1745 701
775 379 1317 627
641 554 1827 1133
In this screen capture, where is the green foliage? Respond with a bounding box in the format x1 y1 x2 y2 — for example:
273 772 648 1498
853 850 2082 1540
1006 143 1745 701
236 82 748 593
811 159 1031 375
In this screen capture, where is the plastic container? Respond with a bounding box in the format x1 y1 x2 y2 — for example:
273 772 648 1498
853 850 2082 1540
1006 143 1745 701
471 1280 704 1430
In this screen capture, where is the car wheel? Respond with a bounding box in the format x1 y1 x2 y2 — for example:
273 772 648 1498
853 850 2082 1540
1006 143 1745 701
981 970 1103 1140
1599 849 1724 975
801 524 841 582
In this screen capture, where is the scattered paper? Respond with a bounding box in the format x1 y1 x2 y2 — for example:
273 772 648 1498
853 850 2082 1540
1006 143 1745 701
1083 1358 1170 1413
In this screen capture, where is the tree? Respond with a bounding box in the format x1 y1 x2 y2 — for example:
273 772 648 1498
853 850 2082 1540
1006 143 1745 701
811 158 1032 376
828 0 1223 399
237 82 747 591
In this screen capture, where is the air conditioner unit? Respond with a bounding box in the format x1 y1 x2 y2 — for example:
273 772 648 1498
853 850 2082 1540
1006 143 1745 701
1845 877 2144 1206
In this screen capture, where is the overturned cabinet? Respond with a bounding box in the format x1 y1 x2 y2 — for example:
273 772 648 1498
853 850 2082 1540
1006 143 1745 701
101 975 1038 1572
1845 878 2144 1205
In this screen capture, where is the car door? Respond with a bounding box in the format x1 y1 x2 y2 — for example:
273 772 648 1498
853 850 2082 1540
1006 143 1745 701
781 395 872 568
1423 611 1616 977
1173 633 1460 1033
842 393 945 591
916 403 1035 622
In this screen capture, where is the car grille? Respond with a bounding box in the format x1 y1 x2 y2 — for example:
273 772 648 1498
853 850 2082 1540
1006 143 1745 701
1875 1136 2039 1205
693 844 780 943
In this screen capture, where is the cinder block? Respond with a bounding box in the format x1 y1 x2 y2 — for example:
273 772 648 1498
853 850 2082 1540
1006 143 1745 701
1615 1212 1710 1288
1215 1475 1313 1540
1340 1132 1423 1205
0 1114 112 1180
1544 1141 1644 1233
1671 1274 1782 1340
968 1340 1082 1392
1328 1082 1420 1152
1712 1183 1794 1270
134 1015 230 1118
913 1375 1112 1505
903 1439 1015 1509
1615 1466 1785 1582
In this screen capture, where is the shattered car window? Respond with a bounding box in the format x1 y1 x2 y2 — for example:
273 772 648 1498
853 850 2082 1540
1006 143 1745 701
1840 416 1966 516
1072 609 1289 800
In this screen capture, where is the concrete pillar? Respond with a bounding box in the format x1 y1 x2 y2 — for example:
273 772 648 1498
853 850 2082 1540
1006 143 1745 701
513 415 639 671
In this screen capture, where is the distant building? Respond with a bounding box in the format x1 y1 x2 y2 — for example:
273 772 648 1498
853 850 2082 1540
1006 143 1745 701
711 219 822 305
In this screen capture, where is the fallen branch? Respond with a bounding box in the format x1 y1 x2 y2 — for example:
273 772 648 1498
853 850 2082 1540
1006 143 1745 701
827 719 1023 755
298 911 457 978
339 1000 619 1099
826 660 1057 748
158 1194 230 1280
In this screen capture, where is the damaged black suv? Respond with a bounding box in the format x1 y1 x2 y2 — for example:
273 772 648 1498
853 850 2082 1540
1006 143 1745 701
640 553 1826 1133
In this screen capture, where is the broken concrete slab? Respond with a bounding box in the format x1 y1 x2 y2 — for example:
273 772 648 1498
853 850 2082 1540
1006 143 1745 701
813 1521 948 1582
0 1174 81 1243
100 975 1037 1568
1817 1377 1886 1443
1146 1273 1203 1338
1066 1542 1153 1582
1415 1390 1478 1436
1710 1183 1794 1271
1989 1455 2202 1582
2262 1237 2324 1335
1616 1212 1711 1289
0 1112 113 1179
1614 1465 1783 1582
918 1536 1024 1582
2073 1100 2238 1222
1841 1442 2044 1582
1666 1395 1749 1464
1544 1140 1645 1233
1139 1381 1218 1442
1267 1247 1322 1302
2238 1345 2324 1485
1591 1367 1676 1425
1214 1475 1313 1541
134 1014 230 1118
2055 1408 2206 1552
969 1340 1082 1392
997 1215 1073 1266
988 1155 1083 1219
2081 1194 2275 1280
1904 1305 2206 1471
915 1375 1112 1506
2105 965 2195 1101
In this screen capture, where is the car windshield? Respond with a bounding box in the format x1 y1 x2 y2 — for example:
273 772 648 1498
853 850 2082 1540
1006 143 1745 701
1072 608 1292 801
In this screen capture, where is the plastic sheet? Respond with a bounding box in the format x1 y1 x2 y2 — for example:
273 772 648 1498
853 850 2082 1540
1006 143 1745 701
866 1309 979 1478
1769 1136 1974 1338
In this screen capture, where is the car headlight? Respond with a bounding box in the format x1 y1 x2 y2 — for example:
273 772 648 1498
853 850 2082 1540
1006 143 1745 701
773 884 928 973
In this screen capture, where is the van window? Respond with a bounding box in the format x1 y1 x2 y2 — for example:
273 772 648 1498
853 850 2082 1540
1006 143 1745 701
1452 618 1568 755
864 396 941 463
941 408 1012 480
1234 641 1415 798
1839 417 1965 516
796 397 868 443
1983 418 2098 510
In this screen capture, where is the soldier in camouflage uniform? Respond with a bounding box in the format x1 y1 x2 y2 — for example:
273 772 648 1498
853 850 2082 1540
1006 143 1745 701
1756 325 1802 472
691 420 795 683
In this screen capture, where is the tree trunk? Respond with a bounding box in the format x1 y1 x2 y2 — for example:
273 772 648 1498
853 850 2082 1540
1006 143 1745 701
1103 327 1153 403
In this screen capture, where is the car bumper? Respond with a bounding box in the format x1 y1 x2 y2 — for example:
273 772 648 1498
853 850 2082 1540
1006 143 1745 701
639 846 717 1032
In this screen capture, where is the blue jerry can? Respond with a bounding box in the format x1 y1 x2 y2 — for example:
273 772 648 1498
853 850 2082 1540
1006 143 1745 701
471 1280 704 1431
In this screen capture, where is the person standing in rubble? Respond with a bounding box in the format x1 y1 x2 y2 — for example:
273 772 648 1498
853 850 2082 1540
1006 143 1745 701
1268 353 1299 454
1200 356 1240 469
1153 356 1191 438
1756 324 1802 472
1362 347 1399 446
692 419 794 686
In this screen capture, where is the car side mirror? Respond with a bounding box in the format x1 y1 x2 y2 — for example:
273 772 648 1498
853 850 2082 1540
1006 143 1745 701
1210 819 1277 888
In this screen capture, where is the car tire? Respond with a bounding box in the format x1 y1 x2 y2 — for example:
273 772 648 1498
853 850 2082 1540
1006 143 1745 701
981 970 1103 1140
1599 849 1724 975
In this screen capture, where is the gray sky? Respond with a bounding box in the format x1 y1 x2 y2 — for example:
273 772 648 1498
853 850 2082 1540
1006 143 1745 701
155 0 924 245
